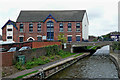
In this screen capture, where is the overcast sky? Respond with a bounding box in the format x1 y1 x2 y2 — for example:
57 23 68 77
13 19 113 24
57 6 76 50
0 0 119 36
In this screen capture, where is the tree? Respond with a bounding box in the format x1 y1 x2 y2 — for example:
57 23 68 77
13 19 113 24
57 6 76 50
58 33 67 43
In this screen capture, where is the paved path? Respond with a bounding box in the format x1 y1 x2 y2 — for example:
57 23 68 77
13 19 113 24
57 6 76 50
3 53 81 79
93 45 110 55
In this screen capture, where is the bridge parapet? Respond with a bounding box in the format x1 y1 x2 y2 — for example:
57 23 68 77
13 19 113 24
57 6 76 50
71 41 113 47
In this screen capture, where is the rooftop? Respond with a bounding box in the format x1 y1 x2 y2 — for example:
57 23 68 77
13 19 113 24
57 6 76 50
16 10 86 22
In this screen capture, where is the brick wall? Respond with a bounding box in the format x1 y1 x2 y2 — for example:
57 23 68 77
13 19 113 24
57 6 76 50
1 41 62 66
1 41 61 51
15 18 82 42
2 26 6 41
1 52 14 66
3 20 82 42
32 41 61 48
13 48 47 62
1 42 32 51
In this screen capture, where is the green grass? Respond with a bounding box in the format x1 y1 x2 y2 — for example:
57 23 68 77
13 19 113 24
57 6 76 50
12 70 38 80
61 53 76 58
13 49 84 80
87 46 99 50
58 50 76 58
86 46 93 49
74 53 84 57
15 50 76 70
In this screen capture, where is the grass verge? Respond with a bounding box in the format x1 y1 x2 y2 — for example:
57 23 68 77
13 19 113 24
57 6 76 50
87 46 99 50
15 50 76 70
74 53 84 57
12 70 38 80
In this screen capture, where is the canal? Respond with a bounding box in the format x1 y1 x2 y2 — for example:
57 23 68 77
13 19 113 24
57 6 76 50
47 45 119 79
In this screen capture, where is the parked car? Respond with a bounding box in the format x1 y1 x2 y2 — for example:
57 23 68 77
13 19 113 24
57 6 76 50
7 47 19 52
0 48 7 52
18 46 31 51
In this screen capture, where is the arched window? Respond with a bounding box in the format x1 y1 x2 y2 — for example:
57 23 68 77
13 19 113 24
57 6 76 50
59 23 63 32
37 23 41 32
47 21 54 40
27 37 35 41
68 23 72 31
29 23 33 32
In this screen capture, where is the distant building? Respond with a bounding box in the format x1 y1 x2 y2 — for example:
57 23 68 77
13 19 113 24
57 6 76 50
89 36 97 42
2 10 89 43
110 32 120 41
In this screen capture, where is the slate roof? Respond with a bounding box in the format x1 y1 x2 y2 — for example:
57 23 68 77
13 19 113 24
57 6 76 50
16 10 86 22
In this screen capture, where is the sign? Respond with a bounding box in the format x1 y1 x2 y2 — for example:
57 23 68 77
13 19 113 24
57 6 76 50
42 36 46 40
64 43 67 49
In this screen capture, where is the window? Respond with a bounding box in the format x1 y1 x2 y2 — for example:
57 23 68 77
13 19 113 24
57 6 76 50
47 21 54 40
59 23 63 32
47 32 54 40
7 29 12 31
76 23 80 32
19 37 23 42
47 21 54 32
37 23 41 32
20 24 24 32
76 36 80 41
37 37 42 41
68 23 72 31
29 24 33 32
7 36 12 39
68 36 72 42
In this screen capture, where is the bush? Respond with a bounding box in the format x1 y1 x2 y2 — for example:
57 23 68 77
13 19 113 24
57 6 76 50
45 45 59 56
112 42 120 50
15 62 25 70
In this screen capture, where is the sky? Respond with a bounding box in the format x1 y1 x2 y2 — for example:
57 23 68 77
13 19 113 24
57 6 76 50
0 0 119 37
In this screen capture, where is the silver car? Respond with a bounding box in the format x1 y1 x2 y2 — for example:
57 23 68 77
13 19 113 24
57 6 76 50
7 47 19 52
18 46 31 51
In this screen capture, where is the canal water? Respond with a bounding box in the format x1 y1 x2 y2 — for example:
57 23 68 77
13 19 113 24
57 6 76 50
47 45 119 79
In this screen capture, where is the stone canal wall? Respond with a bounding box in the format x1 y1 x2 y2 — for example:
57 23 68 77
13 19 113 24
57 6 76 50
23 53 91 79
109 54 120 79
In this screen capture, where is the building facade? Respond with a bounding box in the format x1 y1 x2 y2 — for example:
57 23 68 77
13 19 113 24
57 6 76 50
2 10 89 42
110 32 120 41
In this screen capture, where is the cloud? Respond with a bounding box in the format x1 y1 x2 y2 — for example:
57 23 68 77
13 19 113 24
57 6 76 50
0 0 119 36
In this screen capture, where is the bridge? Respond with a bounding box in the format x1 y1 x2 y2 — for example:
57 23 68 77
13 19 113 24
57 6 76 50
64 41 114 53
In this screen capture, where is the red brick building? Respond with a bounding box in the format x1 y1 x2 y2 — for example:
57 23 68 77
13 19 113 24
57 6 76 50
2 10 89 42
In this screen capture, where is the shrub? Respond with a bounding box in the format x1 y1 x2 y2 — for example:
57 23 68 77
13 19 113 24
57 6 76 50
45 45 59 56
112 42 120 50
15 62 25 70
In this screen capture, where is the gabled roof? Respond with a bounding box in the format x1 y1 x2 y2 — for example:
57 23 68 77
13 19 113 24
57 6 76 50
1 20 18 30
43 14 57 22
16 10 86 22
